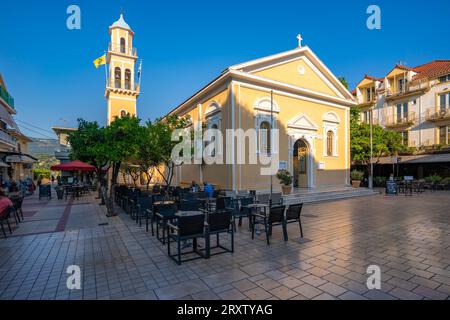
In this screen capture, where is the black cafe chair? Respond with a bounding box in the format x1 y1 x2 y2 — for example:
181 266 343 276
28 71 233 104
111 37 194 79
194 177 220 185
154 203 178 243
235 197 253 230
251 205 287 245
179 199 200 211
0 207 13 238
135 196 153 226
167 214 207 265
285 203 304 238
206 209 234 256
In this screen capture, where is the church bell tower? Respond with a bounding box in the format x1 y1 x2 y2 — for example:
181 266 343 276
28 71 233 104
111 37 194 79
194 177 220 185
106 14 140 125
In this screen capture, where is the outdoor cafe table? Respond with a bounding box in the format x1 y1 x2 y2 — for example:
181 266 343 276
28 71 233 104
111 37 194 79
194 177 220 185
153 200 175 206
195 197 216 211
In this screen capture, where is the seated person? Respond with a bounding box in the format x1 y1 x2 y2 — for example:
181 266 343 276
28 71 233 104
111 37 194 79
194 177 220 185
0 190 13 214
190 181 200 192
203 182 214 198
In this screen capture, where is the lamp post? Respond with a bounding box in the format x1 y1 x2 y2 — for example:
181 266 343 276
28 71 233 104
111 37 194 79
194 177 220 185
369 109 374 190
270 90 274 205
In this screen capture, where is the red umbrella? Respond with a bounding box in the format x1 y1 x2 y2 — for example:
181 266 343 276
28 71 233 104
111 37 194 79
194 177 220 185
51 160 96 172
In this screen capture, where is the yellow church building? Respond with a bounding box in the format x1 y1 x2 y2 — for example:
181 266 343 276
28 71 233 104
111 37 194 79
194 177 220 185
167 38 356 191
101 15 355 191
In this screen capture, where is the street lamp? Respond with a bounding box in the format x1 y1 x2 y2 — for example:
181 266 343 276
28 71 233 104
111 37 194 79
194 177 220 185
369 109 374 190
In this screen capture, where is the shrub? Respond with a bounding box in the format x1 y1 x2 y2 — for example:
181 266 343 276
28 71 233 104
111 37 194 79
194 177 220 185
373 176 387 187
276 169 293 186
424 175 443 183
350 170 364 181
33 169 51 180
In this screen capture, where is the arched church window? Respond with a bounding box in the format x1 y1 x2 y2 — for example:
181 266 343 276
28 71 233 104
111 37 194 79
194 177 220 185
114 67 122 88
327 130 334 156
125 69 131 90
210 124 218 157
259 121 271 154
120 110 127 118
120 38 126 54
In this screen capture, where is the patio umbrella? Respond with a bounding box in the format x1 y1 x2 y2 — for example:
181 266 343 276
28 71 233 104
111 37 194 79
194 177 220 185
51 160 96 172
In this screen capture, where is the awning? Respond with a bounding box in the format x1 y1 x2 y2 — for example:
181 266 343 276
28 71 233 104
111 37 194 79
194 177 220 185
5 154 37 164
0 105 19 130
51 160 96 172
0 161 9 168
376 154 450 165
0 151 38 161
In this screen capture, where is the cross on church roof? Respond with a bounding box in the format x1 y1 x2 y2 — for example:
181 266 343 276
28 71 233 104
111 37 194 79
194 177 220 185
297 34 303 48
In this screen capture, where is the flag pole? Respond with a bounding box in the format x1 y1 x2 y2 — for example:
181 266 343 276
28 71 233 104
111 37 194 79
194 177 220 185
138 59 143 91
104 51 108 87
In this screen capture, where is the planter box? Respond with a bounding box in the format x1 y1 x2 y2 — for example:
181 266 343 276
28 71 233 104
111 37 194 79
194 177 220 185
351 180 361 188
281 185 292 195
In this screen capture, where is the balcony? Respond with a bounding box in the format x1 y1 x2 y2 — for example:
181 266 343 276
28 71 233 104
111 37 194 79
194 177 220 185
356 98 377 109
108 43 137 57
385 112 416 128
0 85 15 110
386 81 430 101
105 80 140 96
0 129 17 147
425 107 450 122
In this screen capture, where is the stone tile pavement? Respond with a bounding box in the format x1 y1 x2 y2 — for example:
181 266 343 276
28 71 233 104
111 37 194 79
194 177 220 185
1 189 450 300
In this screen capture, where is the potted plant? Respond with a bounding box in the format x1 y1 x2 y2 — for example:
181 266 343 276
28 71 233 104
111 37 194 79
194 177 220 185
350 170 364 188
276 169 293 195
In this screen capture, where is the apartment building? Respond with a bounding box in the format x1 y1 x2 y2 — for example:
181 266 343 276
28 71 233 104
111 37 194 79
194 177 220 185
354 60 450 178
0 73 35 182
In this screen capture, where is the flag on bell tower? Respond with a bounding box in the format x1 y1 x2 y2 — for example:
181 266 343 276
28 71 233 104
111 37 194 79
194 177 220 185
93 54 106 69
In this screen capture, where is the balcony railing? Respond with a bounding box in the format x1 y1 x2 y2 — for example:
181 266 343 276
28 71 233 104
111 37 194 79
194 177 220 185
0 85 14 109
425 107 450 122
356 97 377 108
385 112 416 128
386 81 430 99
106 79 140 93
0 129 17 147
108 43 137 57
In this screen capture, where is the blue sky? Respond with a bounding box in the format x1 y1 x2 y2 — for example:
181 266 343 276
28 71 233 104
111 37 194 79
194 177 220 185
1 0 449 139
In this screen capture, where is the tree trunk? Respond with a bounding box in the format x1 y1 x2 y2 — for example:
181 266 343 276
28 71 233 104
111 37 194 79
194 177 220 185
105 161 121 217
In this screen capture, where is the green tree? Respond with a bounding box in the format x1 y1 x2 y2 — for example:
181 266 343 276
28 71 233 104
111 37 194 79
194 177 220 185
350 107 404 171
69 116 141 216
68 119 109 205
133 121 160 190
103 115 142 215
338 77 350 90
152 115 191 189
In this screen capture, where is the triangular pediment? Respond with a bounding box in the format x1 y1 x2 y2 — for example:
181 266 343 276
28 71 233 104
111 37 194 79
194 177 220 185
229 46 354 101
288 114 318 131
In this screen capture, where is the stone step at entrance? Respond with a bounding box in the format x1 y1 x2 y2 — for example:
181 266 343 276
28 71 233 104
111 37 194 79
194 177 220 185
283 188 379 205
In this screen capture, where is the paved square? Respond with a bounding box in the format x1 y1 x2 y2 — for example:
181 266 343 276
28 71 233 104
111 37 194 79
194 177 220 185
1 191 450 300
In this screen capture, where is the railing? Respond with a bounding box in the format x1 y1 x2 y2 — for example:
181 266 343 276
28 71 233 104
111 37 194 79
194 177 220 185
106 79 139 92
108 43 137 57
0 85 14 109
386 81 430 98
357 97 377 106
385 112 416 127
425 107 450 122
0 129 17 147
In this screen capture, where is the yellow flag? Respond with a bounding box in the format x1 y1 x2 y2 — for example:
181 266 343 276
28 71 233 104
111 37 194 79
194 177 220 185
93 54 106 68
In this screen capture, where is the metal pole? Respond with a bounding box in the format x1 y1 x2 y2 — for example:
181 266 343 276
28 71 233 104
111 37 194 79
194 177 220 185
369 109 374 189
270 90 274 205
104 51 108 87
